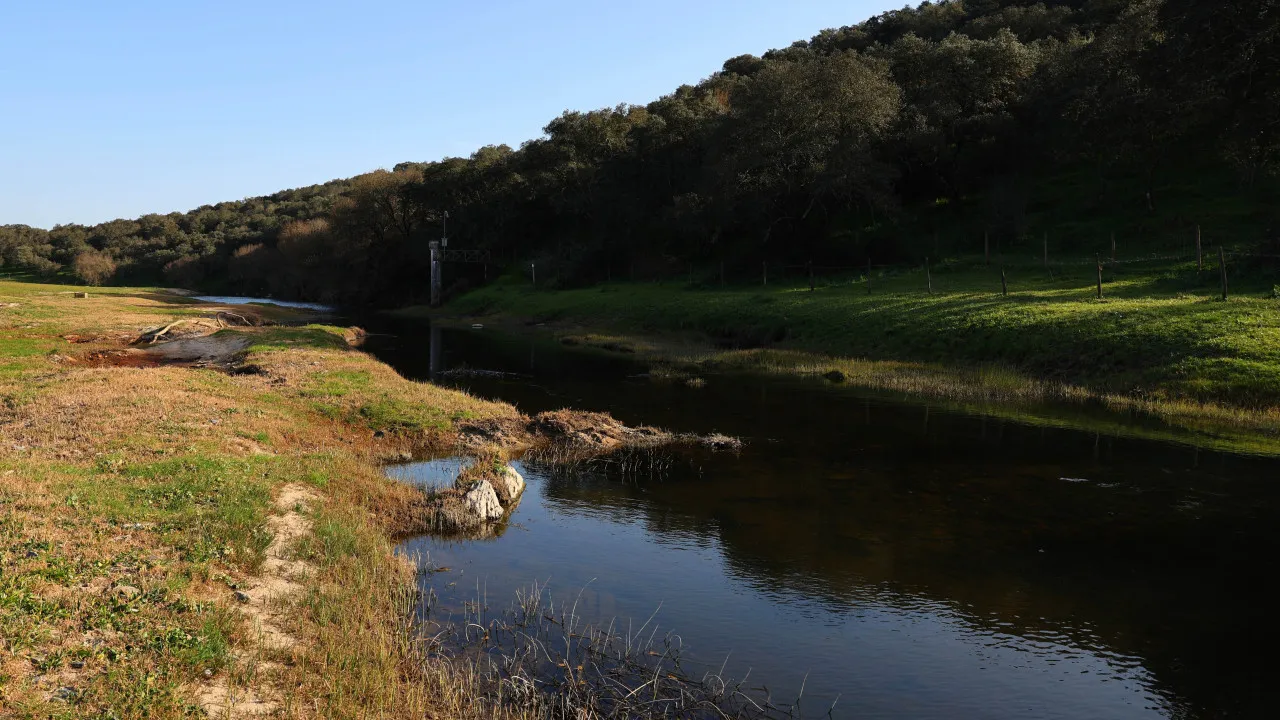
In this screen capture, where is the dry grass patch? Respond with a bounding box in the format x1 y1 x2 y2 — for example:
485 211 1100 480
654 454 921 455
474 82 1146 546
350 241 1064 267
0 279 543 718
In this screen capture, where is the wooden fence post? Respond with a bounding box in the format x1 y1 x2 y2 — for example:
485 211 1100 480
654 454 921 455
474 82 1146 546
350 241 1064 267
1197 226 1203 272
925 257 933 295
1219 246 1228 300
1001 266 1008 297
1096 254 1103 300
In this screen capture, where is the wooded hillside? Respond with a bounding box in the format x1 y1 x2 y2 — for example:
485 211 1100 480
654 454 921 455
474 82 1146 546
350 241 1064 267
4 0 1277 305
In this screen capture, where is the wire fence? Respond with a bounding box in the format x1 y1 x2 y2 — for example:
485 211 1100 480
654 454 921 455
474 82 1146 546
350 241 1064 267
763 247 1280 300
521 244 1280 301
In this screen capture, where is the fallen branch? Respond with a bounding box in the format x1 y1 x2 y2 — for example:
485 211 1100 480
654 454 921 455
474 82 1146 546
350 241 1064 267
216 311 255 327
134 319 188 345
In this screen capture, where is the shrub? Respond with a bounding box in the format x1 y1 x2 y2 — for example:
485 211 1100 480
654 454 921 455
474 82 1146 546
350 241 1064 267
71 249 117 286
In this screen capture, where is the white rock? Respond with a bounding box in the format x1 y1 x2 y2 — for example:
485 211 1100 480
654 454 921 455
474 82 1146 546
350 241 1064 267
491 466 525 505
462 480 504 521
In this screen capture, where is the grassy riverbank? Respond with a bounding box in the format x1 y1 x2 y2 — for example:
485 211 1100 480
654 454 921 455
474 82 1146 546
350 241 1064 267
423 258 1280 451
0 279 537 718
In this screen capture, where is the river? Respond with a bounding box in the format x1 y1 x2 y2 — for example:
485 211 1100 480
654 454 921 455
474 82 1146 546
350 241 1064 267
357 316 1277 719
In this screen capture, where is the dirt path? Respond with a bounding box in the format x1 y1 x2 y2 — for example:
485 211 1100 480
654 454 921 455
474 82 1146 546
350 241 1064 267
196 485 319 718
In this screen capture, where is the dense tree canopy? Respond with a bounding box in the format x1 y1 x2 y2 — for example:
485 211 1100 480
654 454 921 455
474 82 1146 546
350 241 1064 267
3 1 1277 305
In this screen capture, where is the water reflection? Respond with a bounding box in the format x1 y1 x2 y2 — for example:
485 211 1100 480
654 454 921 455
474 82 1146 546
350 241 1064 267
368 319 1280 719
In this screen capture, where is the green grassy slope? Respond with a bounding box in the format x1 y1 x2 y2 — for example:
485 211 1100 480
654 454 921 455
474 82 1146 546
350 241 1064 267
440 257 1280 408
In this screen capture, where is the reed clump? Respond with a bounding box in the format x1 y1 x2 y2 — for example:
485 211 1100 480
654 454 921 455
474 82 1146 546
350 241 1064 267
416 578 820 719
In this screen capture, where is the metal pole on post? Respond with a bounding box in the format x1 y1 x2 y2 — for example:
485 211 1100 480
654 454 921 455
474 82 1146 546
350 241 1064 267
429 241 441 307
434 211 450 307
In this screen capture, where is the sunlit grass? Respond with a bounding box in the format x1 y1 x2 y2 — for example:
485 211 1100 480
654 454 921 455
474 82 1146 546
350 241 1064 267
0 277 533 717
439 257 1280 451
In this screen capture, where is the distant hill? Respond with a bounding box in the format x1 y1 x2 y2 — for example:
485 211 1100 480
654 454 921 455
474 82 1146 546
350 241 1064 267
4 0 1277 306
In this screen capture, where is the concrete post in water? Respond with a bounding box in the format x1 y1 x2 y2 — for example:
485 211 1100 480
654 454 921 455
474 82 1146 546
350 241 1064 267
428 324 442 382
1219 246 1228 300
1096 254 1103 299
429 241 442 308
1001 266 1008 297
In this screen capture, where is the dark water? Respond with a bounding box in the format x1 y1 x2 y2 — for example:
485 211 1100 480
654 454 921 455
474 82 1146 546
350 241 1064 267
364 317 1280 719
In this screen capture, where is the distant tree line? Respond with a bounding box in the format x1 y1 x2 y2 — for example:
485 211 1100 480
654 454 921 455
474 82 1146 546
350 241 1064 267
3 0 1277 305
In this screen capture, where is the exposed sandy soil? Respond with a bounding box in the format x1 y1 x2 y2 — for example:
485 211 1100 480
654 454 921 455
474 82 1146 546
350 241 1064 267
196 484 319 719
71 333 251 370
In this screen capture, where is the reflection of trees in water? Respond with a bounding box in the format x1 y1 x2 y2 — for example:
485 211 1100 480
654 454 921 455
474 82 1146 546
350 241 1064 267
535 444 1280 718
375 322 1280 715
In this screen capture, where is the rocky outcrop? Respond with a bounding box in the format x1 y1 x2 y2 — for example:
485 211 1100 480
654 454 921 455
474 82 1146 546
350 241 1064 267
462 479 504 521
491 465 525 505
418 460 526 536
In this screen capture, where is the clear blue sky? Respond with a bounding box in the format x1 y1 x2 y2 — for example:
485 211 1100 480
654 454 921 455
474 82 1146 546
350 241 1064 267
1 1 892 229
